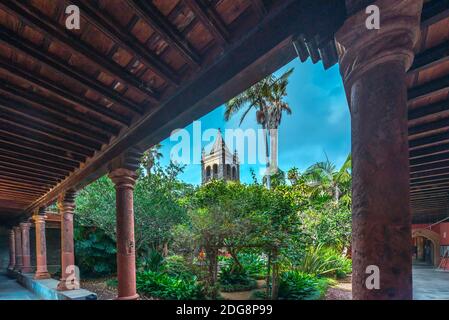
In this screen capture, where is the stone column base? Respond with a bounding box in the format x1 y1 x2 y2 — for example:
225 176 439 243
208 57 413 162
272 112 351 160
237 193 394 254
34 271 51 280
116 293 139 300
57 279 79 291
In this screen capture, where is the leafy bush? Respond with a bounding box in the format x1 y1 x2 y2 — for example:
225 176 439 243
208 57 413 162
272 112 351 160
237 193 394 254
219 267 257 292
278 271 328 300
295 245 351 278
136 270 205 300
162 255 197 280
219 260 257 292
138 250 165 272
238 253 267 280
74 227 116 277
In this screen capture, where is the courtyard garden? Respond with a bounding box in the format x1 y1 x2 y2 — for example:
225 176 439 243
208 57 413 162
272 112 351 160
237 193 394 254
74 152 352 300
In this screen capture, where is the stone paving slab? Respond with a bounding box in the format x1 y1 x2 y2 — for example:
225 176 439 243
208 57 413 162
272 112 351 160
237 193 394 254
0 273 40 300
413 263 449 300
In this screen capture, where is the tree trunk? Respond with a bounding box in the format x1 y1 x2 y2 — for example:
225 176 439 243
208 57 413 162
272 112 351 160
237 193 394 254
162 242 169 257
263 127 271 189
271 248 280 300
265 252 271 299
269 128 279 174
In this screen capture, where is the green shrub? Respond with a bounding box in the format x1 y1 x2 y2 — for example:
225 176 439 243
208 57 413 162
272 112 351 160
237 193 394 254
238 253 267 279
162 255 197 280
74 227 116 277
278 271 328 300
296 245 351 278
219 263 257 292
136 270 204 300
138 250 165 272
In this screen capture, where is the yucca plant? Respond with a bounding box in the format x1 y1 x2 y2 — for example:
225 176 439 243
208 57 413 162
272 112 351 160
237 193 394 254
296 244 339 276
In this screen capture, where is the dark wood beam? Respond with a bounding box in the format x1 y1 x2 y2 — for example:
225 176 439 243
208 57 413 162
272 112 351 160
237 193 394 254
0 180 49 192
409 98 449 121
410 143 449 159
0 108 103 151
421 0 449 26
0 26 144 115
0 169 60 184
408 74 449 102
0 59 131 127
0 156 70 176
409 117 449 137
411 160 449 174
410 131 449 150
410 40 449 75
251 0 268 20
0 150 75 172
0 122 94 158
411 185 449 193
410 152 449 166
184 0 229 46
411 168 449 180
0 134 86 163
0 95 110 147
0 0 158 98
126 0 201 67
0 143 79 169
410 180 449 188
0 82 119 136
0 161 66 180
0 173 54 188
73 0 179 88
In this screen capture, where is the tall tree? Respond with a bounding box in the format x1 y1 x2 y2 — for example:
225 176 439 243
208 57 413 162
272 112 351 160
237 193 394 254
141 143 163 174
224 68 294 188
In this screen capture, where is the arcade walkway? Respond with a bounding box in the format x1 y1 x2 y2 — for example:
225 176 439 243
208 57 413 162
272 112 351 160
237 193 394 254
413 263 449 300
0 273 39 300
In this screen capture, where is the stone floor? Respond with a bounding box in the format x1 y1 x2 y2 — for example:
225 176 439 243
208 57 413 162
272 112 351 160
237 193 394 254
413 262 449 300
0 273 40 300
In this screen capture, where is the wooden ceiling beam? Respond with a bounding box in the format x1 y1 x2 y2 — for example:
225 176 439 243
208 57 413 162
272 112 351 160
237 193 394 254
251 0 268 20
0 169 60 184
0 59 131 127
0 110 103 152
0 96 110 147
411 185 449 193
0 82 119 136
409 99 449 121
411 160 449 174
409 40 449 75
0 26 144 115
0 190 40 199
411 167 449 180
410 143 449 159
410 131 449 150
409 118 449 137
0 174 54 188
410 152 449 166
0 150 75 172
126 0 201 67
0 1 157 99
0 180 49 192
0 156 70 176
184 0 229 46
0 122 94 158
73 0 179 88
0 134 86 163
408 74 449 102
0 161 66 180
421 0 449 26
0 141 79 168
410 180 449 189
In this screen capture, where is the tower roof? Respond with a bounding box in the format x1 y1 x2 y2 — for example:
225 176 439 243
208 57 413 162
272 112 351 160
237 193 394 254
209 129 231 156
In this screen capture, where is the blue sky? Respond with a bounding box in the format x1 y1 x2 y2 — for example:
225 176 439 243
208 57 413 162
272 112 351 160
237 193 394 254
158 58 351 185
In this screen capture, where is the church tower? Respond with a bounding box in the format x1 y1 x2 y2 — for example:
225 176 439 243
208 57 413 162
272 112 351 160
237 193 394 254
201 129 240 184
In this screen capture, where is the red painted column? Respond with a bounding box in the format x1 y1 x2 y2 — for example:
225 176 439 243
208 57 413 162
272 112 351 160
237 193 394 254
57 190 79 290
335 0 423 299
109 168 139 300
8 229 16 271
34 208 51 279
13 226 22 272
20 221 33 273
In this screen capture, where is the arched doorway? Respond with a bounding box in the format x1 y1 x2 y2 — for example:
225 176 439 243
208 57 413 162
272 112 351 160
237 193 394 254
412 228 440 267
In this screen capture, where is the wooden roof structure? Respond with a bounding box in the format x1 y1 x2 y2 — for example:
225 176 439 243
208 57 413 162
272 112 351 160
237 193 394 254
0 0 448 225
409 0 449 223
0 0 345 224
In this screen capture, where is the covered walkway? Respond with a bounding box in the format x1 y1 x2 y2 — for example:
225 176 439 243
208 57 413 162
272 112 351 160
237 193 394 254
413 263 449 300
0 273 39 300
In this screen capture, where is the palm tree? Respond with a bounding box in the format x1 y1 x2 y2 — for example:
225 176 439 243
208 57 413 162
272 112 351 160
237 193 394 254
224 68 294 188
141 143 163 175
303 153 352 203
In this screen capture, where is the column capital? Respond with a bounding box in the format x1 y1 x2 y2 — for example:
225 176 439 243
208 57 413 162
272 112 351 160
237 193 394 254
58 190 77 213
19 221 32 230
335 0 423 87
109 168 138 190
